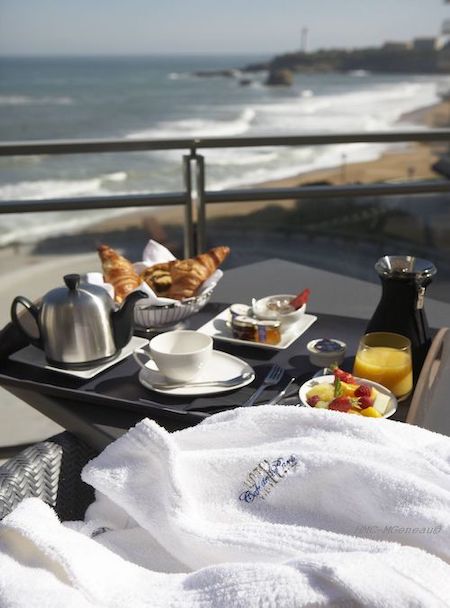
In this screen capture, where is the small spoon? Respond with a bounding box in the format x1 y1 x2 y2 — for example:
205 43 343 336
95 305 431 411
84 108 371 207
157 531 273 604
149 369 254 390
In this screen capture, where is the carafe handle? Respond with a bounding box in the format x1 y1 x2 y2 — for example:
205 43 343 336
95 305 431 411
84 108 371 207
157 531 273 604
416 286 425 310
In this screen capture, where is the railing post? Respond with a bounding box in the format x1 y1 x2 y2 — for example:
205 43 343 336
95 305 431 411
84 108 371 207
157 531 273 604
182 154 195 258
184 149 206 257
195 154 206 254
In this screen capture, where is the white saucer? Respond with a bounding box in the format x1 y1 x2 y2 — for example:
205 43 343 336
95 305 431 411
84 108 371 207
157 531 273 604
197 306 317 350
9 336 149 379
138 350 255 396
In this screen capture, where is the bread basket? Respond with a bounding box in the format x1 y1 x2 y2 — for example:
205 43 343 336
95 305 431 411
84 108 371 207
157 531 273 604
92 240 225 330
133 281 217 329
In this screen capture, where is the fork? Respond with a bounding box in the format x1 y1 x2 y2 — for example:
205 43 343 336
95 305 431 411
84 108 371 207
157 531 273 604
241 364 284 407
266 376 297 406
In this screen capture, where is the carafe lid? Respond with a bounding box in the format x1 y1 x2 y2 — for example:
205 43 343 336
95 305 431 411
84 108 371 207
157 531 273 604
375 256 437 280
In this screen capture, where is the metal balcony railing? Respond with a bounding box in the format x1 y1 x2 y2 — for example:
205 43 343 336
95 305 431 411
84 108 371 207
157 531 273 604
1 130 450 257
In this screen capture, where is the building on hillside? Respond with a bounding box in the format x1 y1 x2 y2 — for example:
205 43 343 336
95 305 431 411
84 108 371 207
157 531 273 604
413 37 444 51
382 41 411 51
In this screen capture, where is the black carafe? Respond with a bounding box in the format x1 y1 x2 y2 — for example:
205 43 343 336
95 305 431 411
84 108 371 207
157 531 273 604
366 256 437 380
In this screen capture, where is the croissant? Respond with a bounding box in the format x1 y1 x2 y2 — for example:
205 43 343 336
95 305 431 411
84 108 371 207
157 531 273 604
98 244 141 303
140 246 230 300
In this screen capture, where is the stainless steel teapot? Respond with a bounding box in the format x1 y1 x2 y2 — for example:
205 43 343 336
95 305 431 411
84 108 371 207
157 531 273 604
10 274 146 369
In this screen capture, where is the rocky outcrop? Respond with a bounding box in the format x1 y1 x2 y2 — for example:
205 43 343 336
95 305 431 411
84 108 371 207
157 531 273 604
265 68 294 86
193 69 240 78
241 62 270 72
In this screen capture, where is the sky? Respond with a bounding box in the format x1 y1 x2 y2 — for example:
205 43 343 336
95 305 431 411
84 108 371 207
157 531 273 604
0 0 449 57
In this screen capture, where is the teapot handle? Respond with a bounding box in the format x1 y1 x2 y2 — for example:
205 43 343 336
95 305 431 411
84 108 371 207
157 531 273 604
10 296 43 349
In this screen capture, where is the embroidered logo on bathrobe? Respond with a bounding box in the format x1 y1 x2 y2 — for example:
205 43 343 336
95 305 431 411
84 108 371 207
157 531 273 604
239 455 298 503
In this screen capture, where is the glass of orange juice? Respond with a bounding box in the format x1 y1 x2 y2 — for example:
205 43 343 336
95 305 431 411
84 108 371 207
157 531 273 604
353 332 413 401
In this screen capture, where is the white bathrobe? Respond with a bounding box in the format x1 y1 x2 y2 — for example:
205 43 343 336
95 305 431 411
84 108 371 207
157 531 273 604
1 406 449 607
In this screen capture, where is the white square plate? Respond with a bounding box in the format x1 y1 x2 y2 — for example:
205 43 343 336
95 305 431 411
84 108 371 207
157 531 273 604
9 336 149 379
197 306 317 350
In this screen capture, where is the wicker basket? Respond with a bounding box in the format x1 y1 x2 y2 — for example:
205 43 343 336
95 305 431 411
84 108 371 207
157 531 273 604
0 432 97 521
133 283 215 330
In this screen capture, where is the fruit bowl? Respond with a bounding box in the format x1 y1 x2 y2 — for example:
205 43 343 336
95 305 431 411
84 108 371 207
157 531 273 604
299 374 397 418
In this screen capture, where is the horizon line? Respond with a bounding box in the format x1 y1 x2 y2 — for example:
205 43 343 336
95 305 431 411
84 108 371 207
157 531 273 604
0 51 273 59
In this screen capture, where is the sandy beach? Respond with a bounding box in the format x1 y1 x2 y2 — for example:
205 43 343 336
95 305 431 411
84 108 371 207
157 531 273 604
79 101 445 236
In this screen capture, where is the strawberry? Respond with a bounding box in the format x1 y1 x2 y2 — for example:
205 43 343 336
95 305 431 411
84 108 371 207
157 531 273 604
290 289 311 310
328 396 352 412
354 384 371 398
331 366 356 385
358 395 374 409
307 395 320 407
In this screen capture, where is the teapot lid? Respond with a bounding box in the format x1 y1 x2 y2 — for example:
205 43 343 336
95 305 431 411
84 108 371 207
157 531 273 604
375 256 437 281
42 273 114 308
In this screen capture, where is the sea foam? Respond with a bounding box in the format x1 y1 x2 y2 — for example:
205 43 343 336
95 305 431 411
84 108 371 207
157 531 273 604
125 107 256 139
0 71 443 247
0 95 74 106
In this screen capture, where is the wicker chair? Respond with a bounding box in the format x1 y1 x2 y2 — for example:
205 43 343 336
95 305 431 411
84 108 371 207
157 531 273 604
407 327 450 435
0 432 98 521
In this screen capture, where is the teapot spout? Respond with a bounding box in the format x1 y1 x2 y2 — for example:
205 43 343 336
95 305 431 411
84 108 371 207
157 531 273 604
112 290 147 350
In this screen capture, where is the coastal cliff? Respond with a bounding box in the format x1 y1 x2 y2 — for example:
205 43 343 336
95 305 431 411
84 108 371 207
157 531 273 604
243 44 450 75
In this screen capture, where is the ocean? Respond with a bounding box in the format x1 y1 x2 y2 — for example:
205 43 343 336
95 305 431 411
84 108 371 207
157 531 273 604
0 54 448 247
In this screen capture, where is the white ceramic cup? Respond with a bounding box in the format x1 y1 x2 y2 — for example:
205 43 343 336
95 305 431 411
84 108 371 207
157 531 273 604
134 330 213 383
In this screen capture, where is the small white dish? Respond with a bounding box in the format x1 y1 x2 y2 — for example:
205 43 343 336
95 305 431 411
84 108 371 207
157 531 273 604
252 294 306 326
9 336 149 379
307 338 347 367
197 306 317 350
138 350 255 396
298 375 397 418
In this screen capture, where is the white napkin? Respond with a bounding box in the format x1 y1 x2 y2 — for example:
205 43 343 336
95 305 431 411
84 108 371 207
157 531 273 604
90 239 223 307
86 272 115 299
133 239 176 275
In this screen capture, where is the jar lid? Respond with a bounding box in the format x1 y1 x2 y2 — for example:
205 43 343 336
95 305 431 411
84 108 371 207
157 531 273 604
232 315 281 329
375 256 437 280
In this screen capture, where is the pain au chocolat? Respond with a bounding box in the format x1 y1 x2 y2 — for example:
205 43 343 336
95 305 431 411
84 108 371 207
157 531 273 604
140 246 230 299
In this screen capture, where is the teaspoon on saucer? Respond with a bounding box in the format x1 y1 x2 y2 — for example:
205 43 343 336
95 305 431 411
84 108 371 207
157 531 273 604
149 369 253 390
